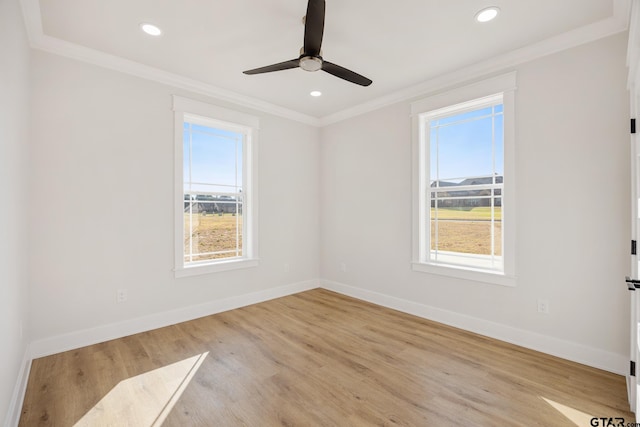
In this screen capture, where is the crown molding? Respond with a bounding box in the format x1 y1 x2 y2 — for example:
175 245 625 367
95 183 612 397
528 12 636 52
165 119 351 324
20 0 630 129
19 0 321 127
320 13 630 126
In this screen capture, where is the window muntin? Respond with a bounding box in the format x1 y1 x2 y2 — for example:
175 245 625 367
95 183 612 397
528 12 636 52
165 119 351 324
183 117 245 265
425 96 504 272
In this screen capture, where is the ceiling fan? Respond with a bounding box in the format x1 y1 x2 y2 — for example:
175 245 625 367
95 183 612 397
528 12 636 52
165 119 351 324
243 0 372 87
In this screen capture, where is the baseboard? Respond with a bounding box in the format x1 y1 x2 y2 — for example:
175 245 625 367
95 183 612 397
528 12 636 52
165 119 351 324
29 279 319 359
321 279 628 376
4 347 32 427
24 277 628 381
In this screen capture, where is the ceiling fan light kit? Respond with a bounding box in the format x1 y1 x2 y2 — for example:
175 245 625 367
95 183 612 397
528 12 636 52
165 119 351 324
243 0 373 87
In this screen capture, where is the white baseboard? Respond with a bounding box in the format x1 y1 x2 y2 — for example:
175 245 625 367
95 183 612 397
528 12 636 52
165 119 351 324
29 279 319 359
4 347 32 427
321 279 628 376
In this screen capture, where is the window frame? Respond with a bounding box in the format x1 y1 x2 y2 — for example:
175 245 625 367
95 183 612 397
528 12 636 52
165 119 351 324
410 73 517 286
173 96 259 277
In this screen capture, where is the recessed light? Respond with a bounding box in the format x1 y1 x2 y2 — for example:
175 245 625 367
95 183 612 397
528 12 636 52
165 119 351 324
310 90 322 97
140 23 162 36
475 7 500 23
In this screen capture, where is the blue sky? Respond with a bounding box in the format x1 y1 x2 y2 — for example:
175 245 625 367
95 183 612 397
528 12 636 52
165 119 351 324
182 105 502 192
429 105 503 182
183 123 243 194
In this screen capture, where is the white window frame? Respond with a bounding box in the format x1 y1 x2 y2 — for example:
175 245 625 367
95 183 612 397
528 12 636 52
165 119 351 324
173 96 259 277
411 72 516 286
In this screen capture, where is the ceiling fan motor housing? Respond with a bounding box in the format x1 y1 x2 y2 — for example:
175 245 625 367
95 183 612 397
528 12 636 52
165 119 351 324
299 55 322 72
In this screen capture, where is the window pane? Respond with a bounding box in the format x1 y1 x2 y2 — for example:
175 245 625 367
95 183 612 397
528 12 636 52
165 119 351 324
236 140 243 188
430 203 501 256
429 104 503 183
190 134 237 186
433 115 495 180
494 113 504 177
430 127 438 180
426 100 504 269
494 222 502 256
183 129 190 182
431 219 492 255
183 197 243 262
182 119 247 266
494 197 502 257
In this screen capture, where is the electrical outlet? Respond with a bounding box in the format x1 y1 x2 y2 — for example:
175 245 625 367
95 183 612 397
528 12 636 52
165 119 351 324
537 299 549 314
117 289 128 303
284 263 290 273
340 263 347 272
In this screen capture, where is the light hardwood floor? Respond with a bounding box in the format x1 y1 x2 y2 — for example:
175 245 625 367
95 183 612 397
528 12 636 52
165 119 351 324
20 289 634 426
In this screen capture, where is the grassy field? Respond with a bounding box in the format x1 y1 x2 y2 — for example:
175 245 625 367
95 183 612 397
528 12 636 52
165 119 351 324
431 207 502 255
184 213 242 261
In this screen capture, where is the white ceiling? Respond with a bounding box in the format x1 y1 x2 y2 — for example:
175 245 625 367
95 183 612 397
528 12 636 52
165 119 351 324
25 0 630 123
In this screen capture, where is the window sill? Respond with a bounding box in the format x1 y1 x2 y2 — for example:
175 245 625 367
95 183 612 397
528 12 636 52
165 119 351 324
175 258 259 278
412 262 516 287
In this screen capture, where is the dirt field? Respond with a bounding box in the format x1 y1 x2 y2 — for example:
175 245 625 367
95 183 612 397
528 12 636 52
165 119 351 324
184 207 501 261
184 213 242 261
431 207 502 255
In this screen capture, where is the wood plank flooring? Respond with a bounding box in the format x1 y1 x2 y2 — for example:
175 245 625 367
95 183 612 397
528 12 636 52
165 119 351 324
20 289 634 426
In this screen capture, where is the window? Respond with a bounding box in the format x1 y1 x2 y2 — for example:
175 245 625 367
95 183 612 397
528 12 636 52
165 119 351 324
173 96 259 277
428 96 503 270
411 73 516 286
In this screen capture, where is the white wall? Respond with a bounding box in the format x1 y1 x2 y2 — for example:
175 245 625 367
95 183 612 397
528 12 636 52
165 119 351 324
0 0 31 424
320 33 631 371
28 51 320 345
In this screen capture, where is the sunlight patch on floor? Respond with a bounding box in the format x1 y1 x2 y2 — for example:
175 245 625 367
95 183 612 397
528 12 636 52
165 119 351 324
542 397 594 427
74 352 208 427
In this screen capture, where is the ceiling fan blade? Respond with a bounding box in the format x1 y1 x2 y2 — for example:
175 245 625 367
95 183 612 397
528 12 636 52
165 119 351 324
321 61 372 86
303 0 325 56
243 59 300 75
